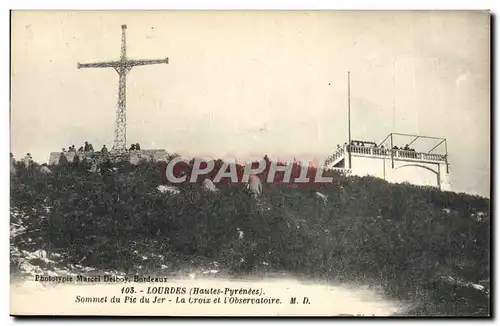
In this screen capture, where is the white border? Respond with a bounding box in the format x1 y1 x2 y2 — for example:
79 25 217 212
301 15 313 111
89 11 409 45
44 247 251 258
3 0 499 10
2 1 497 325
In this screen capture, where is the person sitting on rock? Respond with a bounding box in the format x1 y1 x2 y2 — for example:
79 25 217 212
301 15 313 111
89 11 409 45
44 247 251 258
39 164 52 174
135 143 141 150
129 144 136 151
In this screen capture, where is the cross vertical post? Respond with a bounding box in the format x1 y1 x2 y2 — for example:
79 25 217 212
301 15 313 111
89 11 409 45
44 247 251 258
115 24 129 153
77 24 169 154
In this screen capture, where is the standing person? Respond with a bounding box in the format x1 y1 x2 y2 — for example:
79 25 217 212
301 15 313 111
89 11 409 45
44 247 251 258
246 175 263 199
58 152 69 165
10 153 16 175
84 141 90 152
101 145 108 154
23 153 33 168
72 153 80 167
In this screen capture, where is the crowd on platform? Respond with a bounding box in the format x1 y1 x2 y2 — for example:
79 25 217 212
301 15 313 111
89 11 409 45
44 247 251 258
325 140 423 166
60 141 143 155
61 141 99 153
333 140 417 152
10 140 144 175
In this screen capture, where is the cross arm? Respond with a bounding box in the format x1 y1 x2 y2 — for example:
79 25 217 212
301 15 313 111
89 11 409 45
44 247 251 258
126 58 169 67
77 61 120 69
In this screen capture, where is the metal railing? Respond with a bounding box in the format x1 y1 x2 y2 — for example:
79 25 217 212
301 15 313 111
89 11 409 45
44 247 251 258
324 147 346 166
349 145 446 162
325 144 447 167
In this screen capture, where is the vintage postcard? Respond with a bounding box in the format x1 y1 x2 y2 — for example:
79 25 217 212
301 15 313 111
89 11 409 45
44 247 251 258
9 10 490 317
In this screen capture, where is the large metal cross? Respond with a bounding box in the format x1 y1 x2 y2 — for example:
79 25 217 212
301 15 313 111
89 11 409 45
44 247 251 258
77 24 169 153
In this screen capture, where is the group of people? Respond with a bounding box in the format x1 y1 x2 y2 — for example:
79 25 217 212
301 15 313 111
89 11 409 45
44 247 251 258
392 144 419 159
10 153 53 175
61 142 143 154
11 153 34 168
337 140 417 153
62 141 102 153
392 144 416 152
333 141 386 152
349 140 380 148
326 141 421 165
57 149 114 174
12 141 145 175
57 141 143 167
129 143 141 151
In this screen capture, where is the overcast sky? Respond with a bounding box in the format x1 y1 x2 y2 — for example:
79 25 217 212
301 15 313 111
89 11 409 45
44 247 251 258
11 10 490 197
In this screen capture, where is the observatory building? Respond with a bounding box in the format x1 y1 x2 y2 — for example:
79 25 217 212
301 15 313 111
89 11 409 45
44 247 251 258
325 133 452 191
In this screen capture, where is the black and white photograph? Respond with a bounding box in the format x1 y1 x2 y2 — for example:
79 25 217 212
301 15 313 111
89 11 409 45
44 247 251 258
9 9 491 317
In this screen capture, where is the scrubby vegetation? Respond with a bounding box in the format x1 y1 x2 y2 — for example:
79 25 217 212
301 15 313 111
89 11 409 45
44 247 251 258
10 157 490 316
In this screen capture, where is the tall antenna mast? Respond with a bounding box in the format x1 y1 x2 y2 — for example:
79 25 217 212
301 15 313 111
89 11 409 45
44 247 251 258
347 71 352 169
392 51 396 131
348 71 351 144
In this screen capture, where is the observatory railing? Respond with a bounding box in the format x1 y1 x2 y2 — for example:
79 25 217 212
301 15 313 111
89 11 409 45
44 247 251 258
325 144 447 167
349 145 447 162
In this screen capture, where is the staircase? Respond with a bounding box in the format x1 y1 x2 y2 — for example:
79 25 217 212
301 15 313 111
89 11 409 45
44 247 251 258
324 148 346 168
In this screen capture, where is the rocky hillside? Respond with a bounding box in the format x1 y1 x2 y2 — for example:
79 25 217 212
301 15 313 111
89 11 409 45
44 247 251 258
10 159 490 316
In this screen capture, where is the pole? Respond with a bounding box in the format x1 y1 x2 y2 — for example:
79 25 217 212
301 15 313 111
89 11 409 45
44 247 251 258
348 71 351 144
445 139 449 173
390 133 394 169
347 71 352 169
